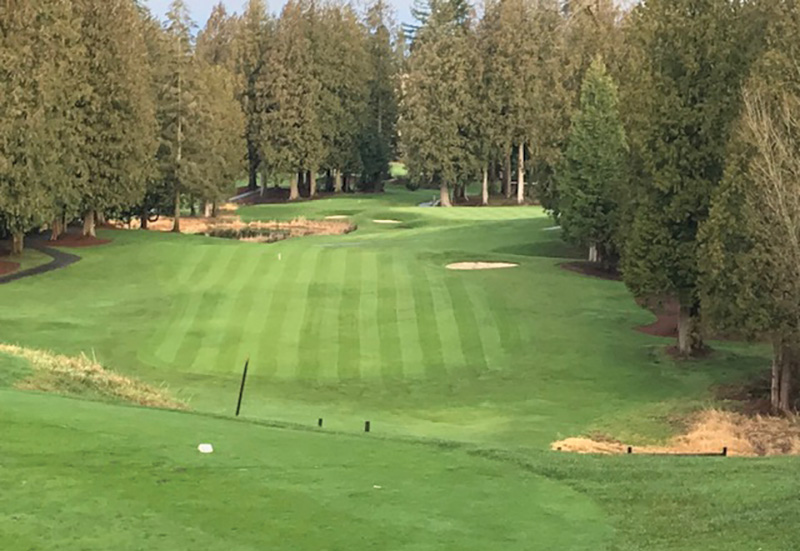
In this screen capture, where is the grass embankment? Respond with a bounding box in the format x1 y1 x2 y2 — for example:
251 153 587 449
0 183 793 549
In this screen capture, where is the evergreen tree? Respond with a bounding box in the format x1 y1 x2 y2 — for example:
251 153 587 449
360 0 399 190
234 0 271 191
621 0 759 355
157 0 195 233
0 0 83 252
557 58 627 266
196 2 236 70
74 0 157 237
700 3 800 412
400 0 475 206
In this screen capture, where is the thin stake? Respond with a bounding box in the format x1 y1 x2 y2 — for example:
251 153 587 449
318 418 323 428
722 446 728 457
364 421 371 433
235 358 250 417
627 446 633 454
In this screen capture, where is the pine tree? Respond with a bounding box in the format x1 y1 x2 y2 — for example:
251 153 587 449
621 0 759 355
557 57 627 266
196 2 236 70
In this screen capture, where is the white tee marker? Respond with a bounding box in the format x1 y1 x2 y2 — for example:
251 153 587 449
198 443 214 454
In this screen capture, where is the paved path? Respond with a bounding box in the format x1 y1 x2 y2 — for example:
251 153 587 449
0 238 80 285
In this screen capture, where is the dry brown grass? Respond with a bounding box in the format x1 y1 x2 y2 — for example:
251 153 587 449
552 410 800 457
114 214 354 238
0 344 186 410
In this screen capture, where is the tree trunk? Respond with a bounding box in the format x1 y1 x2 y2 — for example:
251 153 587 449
247 141 259 191
481 166 489 206
96 211 106 226
503 151 511 198
10 232 23 255
83 210 96 238
588 244 599 263
212 201 218 217
261 166 269 191
325 169 333 192
290 172 300 200
677 300 703 356
334 169 343 193
189 198 196 218
204 202 213 218
439 182 452 207
309 170 316 197
517 143 525 205
343 173 349 193
172 190 181 233
50 217 62 241
772 337 799 413
140 210 148 230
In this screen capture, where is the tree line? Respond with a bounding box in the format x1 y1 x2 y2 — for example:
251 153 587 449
0 0 401 243
402 0 799 411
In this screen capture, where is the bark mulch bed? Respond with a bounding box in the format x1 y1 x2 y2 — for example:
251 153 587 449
560 262 679 338
50 232 111 248
560 261 621 281
0 259 20 276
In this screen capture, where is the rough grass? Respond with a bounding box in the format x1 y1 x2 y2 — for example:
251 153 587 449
553 409 800 456
0 344 185 410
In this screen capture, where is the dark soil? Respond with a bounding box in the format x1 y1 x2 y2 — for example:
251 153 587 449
560 261 621 281
635 296 678 338
454 195 539 207
51 232 111 248
715 373 774 415
0 259 20 276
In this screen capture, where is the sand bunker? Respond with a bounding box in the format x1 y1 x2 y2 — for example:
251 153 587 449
552 410 800 457
373 219 402 224
446 262 519 271
325 215 350 220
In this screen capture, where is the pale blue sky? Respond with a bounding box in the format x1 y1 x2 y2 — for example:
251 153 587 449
145 0 414 27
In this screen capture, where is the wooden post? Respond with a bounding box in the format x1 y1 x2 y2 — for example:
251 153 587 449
627 446 632 454
364 421 370 433
235 358 250 417
318 418 323 428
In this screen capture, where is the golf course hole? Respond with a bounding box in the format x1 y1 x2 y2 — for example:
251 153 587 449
446 261 519 271
373 219 402 224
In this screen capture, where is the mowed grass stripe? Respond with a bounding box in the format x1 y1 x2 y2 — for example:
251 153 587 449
337 248 361 380
425 263 466 373
296 250 333 381
444 273 489 375
252 246 296 377
357 251 381 379
273 247 320 379
405 258 446 379
464 275 506 370
393 253 425 378
154 245 235 366
148 244 216 364
315 249 347 381
174 246 244 370
207 246 271 372
486 275 525 364
376 252 404 383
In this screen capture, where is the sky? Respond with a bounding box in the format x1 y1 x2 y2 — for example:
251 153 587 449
146 0 415 28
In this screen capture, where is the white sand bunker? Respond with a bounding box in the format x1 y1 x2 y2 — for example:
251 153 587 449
325 215 349 219
373 219 402 224
446 261 519 271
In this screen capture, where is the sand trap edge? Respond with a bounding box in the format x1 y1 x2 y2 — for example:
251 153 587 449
446 262 519 271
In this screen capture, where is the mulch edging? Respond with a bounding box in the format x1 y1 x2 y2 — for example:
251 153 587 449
559 261 678 338
50 234 111 248
0 260 20 277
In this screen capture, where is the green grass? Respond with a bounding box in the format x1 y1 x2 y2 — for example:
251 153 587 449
0 182 793 549
1 247 51 273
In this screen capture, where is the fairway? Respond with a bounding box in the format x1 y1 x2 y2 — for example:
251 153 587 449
1 185 795 550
